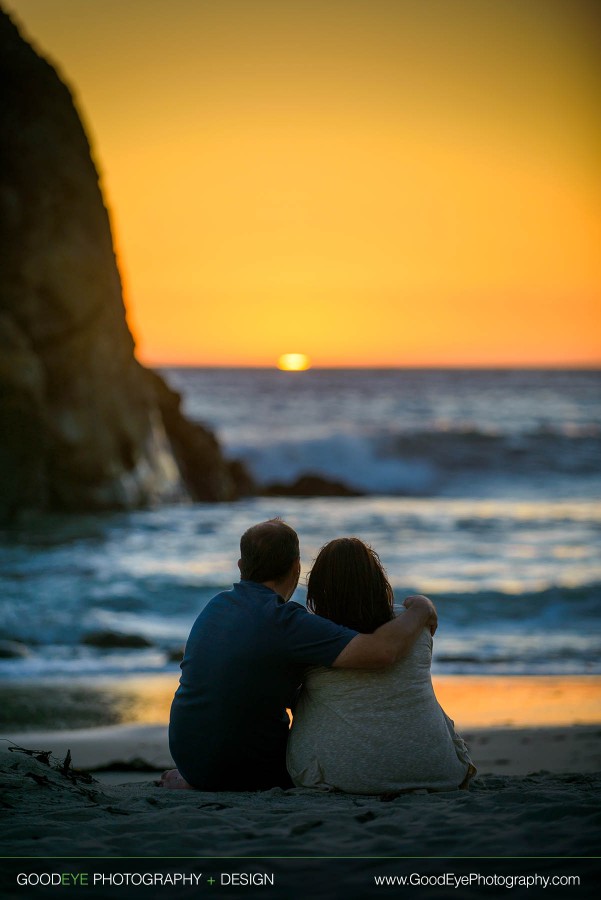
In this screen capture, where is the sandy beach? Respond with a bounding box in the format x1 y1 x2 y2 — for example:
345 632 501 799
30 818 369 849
3 720 601 778
2 706 600 899
1 733 600 898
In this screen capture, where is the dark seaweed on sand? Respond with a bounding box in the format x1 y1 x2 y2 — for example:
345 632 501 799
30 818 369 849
6 742 96 785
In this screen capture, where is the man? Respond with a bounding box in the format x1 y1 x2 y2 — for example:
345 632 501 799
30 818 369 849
163 518 437 791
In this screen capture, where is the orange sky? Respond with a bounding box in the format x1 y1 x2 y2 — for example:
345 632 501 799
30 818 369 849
5 0 601 367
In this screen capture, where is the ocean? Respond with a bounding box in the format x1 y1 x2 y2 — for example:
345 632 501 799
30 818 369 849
1 368 600 684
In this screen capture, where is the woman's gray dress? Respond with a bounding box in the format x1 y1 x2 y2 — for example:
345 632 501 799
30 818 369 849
287 624 474 794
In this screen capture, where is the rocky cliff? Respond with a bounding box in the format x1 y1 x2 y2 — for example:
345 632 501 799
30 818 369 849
0 9 245 522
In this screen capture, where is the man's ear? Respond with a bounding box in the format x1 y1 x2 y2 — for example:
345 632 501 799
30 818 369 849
237 559 243 574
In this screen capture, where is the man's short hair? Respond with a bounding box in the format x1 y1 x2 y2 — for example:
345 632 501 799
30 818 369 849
239 518 300 583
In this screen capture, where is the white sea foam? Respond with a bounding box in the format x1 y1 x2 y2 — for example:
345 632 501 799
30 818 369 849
1 369 600 680
231 432 439 493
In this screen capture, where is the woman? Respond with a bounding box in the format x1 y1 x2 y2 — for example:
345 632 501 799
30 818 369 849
287 538 475 794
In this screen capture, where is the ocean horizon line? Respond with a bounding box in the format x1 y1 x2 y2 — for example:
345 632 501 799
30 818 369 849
146 362 601 372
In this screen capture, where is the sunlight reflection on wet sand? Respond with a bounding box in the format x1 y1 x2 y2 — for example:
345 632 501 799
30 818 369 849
99 674 601 730
433 675 601 728
2 675 599 732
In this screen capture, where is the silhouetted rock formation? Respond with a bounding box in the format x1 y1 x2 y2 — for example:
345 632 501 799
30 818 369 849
81 631 153 650
0 9 244 522
148 370 255 501
262 473 363 497
0 639 30 659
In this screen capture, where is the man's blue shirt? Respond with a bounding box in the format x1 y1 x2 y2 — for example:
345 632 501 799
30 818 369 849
169 580 357 790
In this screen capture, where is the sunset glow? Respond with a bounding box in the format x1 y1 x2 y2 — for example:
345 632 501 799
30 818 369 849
6 0 600 367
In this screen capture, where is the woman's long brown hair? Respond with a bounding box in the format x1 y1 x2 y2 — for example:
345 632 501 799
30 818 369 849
307 537 395 633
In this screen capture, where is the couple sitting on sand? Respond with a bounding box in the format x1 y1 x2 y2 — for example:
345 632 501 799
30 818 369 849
162 518 475 794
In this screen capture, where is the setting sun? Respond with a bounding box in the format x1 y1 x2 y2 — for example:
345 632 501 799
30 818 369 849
277 353 311 372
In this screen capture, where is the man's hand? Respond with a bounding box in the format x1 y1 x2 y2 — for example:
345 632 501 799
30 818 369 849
403 594 438 636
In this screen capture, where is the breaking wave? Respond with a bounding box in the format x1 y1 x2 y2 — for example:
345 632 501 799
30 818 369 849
232 426 601 495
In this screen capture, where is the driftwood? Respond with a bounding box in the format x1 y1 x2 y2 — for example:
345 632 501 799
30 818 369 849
6 742 95 784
